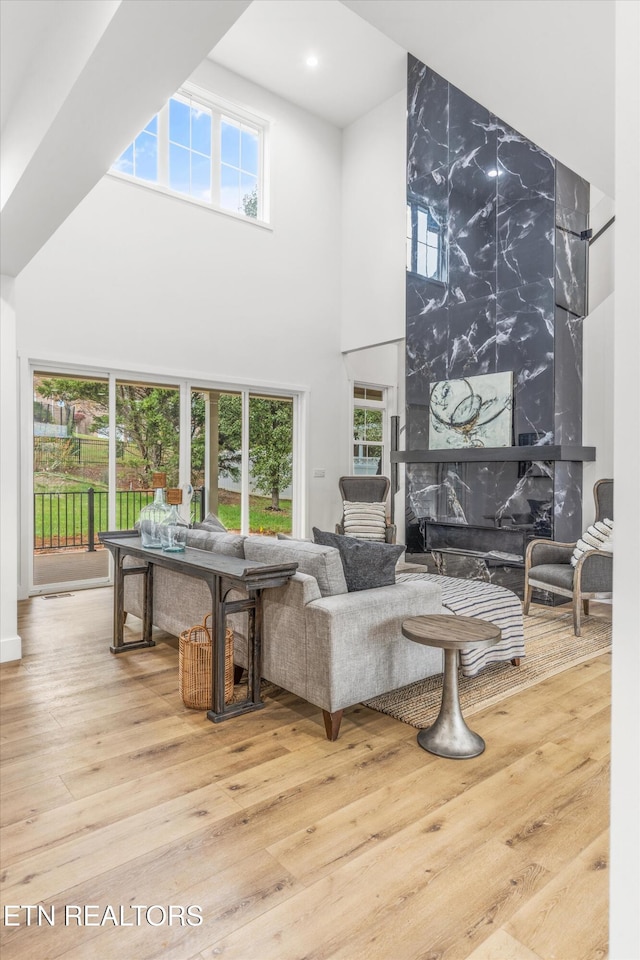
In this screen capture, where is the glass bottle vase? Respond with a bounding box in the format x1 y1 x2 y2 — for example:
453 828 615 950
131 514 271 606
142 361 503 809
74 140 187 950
159 504 189 552
139 487 171 549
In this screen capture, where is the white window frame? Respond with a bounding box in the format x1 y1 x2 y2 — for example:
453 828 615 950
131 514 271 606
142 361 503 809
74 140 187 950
351 383 389 478
406 198 445 282
109 82 270 226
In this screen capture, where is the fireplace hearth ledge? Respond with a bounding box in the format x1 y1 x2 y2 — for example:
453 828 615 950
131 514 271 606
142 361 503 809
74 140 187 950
392 445 596 464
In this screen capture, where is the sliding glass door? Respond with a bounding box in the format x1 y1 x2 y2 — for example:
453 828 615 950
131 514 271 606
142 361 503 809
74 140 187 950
190 389 294 535
115 380 180 530
32 371 111 589
248 394 293 535
30 369 298 592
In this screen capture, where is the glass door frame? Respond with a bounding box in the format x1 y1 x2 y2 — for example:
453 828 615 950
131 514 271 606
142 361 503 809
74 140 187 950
186 384 302 537
23 358 304 595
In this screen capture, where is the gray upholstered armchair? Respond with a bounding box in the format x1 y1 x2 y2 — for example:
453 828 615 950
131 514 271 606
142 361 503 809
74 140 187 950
335 475 397 544
523 479 613 636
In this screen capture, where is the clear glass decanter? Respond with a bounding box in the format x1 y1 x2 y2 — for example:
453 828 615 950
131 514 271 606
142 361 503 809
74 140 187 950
159 500 189 552
139 485 171 549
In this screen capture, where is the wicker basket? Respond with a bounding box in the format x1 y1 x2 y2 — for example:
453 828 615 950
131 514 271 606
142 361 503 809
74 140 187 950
178 613 234 709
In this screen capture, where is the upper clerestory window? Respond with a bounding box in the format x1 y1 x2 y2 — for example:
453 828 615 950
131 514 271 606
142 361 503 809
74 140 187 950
111 84 268 223
406 199 445 282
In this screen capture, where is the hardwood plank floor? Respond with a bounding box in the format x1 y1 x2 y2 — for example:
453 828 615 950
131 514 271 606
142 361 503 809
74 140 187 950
1 588 611 960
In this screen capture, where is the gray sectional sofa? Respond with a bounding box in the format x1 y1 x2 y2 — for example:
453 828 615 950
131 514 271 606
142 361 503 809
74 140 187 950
124 523 523 739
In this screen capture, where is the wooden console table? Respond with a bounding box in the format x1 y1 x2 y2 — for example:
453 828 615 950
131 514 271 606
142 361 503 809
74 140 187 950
99 532 297 724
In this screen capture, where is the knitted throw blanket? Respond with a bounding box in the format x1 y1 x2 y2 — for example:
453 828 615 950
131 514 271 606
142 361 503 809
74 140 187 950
396 571 525 677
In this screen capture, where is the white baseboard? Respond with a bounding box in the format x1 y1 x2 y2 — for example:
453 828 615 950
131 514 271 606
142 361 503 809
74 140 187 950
0 634 22 663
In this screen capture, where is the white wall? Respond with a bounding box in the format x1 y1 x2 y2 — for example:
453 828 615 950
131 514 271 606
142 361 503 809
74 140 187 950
582 294 614 526
588 186 615 313
582 184 615 526
0 276 22 661
14 61 349 570
609 2 640 954
341 88 406 352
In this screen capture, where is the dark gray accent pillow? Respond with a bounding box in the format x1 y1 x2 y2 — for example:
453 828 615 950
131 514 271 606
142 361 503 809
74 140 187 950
312 528 404 592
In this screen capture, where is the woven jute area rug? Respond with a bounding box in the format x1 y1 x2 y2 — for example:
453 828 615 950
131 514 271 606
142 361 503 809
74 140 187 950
362 605 612 729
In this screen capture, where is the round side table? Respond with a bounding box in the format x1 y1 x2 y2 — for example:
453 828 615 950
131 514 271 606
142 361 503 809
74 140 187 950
402 614 501 759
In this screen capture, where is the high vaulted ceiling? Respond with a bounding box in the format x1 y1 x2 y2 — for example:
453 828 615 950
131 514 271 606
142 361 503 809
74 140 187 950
209 0 615 197
0 0 617 277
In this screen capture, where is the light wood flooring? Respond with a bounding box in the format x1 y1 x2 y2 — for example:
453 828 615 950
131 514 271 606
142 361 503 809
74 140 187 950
1 589 611 960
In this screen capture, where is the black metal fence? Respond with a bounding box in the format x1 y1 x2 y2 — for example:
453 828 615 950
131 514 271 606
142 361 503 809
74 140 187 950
33 436 134 470
34 487 205 551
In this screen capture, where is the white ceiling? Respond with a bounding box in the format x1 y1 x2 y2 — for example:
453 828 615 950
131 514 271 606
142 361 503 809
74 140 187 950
208 0 407 129
209 0 616 197
0 0 62 130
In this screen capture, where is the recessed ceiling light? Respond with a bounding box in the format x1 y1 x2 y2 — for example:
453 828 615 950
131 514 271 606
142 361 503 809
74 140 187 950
306 55 319 68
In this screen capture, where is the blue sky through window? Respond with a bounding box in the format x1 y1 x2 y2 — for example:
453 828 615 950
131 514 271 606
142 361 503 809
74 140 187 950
221 118 258 215
168 97 211 201
112 89 262 219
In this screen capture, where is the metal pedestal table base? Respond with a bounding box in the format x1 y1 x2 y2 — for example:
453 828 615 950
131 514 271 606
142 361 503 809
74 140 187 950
417 647 485 759
401 614 501 760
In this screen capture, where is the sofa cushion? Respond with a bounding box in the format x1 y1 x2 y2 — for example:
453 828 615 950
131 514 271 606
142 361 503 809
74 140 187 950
193 512 227 533
184 529 246 558
244 535 347 597
312 528 404 592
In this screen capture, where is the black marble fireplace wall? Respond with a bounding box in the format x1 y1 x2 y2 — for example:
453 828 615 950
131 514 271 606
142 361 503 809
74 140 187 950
405 54 589 556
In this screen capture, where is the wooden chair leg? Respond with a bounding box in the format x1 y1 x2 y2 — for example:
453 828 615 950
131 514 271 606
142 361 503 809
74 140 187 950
510 658 521 666
573 593 582 637
322 709 343 741
583 599 590 616
523 582 533 615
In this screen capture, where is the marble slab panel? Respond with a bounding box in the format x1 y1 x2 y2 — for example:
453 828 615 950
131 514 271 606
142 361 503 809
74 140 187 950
554 306 583 444
447 87 498 301
406 404 431 451
407 57 449 185
447 295 497 378
496 280 555 440
555 202 589 235
449 84 497 165
496 121 555 204
555 227 588 316
406 281 448 406
497 194 555 292
556 160 590 216
448 181 497 301
553 461 584 543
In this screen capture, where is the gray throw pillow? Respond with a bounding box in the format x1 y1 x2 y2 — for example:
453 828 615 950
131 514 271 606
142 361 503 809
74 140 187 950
312 528 404 592
193 512 227 533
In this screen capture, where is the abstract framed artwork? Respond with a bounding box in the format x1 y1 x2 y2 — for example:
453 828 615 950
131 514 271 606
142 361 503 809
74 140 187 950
428 372 513 449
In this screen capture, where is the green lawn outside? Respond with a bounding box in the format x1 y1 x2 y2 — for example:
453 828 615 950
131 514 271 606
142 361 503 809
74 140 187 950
218 497 292 536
